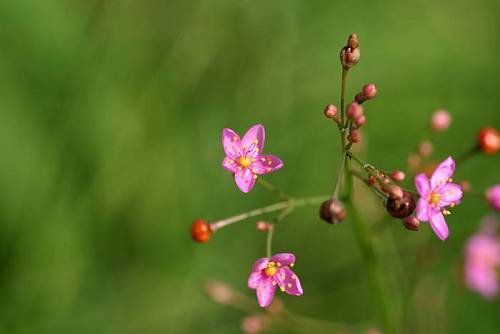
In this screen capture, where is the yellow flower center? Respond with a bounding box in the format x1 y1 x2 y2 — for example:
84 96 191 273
238 156 252 168
430 192 441 205
264 262 277 277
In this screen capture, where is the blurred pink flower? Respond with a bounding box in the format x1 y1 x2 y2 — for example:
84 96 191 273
248 253 303 307
222 124 283 193
415 157 463 240
465 226 500 299
486 185 500 211
430 109 451 131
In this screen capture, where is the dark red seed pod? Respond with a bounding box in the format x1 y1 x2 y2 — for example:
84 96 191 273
385 191 416 219
191 219 212 243
319 199 346 224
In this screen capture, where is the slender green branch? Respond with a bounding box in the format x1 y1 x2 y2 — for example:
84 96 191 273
210 196 326 231
258 178 292 200
266 226 274 258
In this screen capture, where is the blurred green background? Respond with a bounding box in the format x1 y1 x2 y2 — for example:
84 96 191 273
0 0 499 333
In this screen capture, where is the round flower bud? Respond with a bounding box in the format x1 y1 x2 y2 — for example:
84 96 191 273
241 315 266 334
418 140 433 157
391 170 405 182
355 115 366 127
385 191 416 218
347 102 364 120
485 185 500 211
319 199 346 224
340 47 360 69
256 221 269 232
430 109 451 132
191 219 212 243
478 127 499 154
347 33 360 49
324 104 337 119
362 83 377 100
388 185 404 200
205 280 234 305
348 129 361 143
403 216 420 231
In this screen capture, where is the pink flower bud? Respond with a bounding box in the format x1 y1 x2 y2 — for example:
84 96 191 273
485 185 500 211
391 170 405 182
355 115 366 127
362 83 377 100
430 109 451 132
418 140 433 157
323 104 337 119
347 102 363 120
403 216 420 231
205 280 235 305
348 129 361 143
256 221 269 232
388 185 404 200
347 33 360 49
340 47 360 69
241 316 266 334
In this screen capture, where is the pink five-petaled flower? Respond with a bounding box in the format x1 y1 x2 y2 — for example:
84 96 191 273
222 124 283 193
248 253 303 307
465 225 500 299
415 157 463 240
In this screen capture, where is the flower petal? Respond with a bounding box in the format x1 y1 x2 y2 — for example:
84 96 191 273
234 168 257 193
429 208 449 240
416 198 430 222
222 156 239 173
222 128 242 159
248 271 264 289
255 277 276 307
430 157 455 189
274 268 303 296
436 183 463 206
270 253 295 266
252 257 270 272
250 155 284 175
241 124 265 158
415 173 430 197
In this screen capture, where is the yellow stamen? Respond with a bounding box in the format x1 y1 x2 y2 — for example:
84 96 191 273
279 286 285 292
430 192 441 205
442 209 451 215
238 156 252 168
264 266 277 277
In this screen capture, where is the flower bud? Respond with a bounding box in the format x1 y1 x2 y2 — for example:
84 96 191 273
391 170 405 182
256 221 269 232
388 185 404 200
347 33 360 49
403 216 420 231
362 83 377 100
347 102 364 120
319 199 346 224
385 191 416 218
355 115 366 127
478 127 499 154
430 109 451 132
340 47 360 69
348 129 361 143
241 315 267 334
407 153 421 170
418 140 433 157
205 280 234 305
485 185 500 211
324 104 338 119
191 219 212 243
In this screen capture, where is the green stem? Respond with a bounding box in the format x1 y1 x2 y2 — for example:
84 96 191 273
266 226 274 258
258 178 291 200
210 196 326 231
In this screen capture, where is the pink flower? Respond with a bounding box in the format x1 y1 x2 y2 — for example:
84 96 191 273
465 226 500 299
248 253 303 307
415 157 463 240
222 125 283 193
486 185 500 211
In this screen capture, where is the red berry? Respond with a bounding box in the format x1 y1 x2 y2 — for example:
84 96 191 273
191 219 212 243
478 127 499 154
